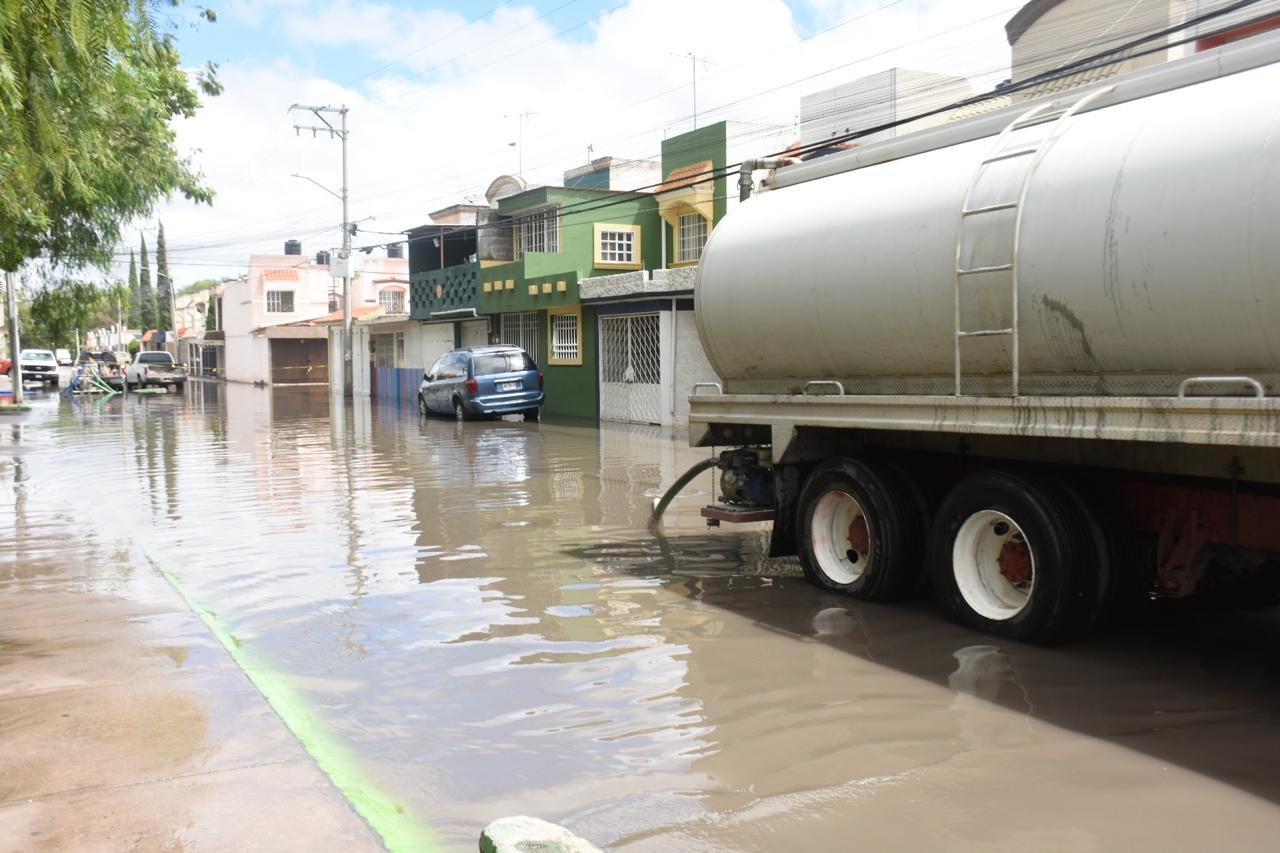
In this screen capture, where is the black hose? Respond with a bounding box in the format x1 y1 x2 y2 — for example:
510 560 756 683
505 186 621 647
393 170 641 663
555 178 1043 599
649 457 719 532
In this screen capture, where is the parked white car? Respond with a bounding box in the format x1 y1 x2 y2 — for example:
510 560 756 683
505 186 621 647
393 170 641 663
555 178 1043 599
20 349 60 389
125 351 186 390
54 348 72 366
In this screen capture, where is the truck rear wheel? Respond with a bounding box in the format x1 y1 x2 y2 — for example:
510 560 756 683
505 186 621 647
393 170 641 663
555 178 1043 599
796 457 926 601
929 470 1101 644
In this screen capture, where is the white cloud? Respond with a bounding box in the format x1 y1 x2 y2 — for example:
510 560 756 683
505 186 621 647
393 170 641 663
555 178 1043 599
140 0 1015 285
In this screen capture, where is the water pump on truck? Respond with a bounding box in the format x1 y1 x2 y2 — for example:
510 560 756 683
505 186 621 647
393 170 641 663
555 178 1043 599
667 31 1280 645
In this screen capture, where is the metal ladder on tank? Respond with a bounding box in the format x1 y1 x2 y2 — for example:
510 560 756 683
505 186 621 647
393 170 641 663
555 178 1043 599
953 85 1113 396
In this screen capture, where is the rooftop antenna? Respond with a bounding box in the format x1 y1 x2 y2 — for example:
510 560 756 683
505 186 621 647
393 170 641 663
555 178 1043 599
671 52 715 130
503 110 537 178
587 143 594 163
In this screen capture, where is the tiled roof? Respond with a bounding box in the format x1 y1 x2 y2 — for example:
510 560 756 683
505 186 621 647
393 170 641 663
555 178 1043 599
263 268 300 281
312 305 384 325
141 330 157 342
657 160 714 193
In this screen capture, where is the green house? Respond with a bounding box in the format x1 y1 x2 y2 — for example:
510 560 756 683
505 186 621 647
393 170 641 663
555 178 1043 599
475 185 661 420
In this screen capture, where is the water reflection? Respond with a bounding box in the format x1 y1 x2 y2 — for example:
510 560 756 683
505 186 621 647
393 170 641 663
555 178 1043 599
7 386 1280 851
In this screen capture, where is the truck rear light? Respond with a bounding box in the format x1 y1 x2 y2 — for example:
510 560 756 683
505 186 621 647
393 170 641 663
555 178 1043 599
465 378 479 394
538 371 544 389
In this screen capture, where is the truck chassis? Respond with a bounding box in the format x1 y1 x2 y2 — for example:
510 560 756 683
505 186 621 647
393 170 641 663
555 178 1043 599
690 389 1280 644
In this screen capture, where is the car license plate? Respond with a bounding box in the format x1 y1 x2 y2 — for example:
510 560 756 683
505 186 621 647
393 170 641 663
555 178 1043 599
498 380 520 392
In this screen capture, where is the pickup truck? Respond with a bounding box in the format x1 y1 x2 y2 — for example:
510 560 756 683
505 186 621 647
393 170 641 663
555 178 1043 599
19 349 60 389
125 351 186 390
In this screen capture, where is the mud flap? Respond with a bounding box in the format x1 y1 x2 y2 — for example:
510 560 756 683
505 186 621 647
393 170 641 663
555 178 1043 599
768 464 804 557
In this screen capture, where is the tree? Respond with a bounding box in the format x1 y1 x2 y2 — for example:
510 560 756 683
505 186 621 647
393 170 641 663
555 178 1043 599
139 235 156 330
0 1 219 274
155 221 173 331
127 251 141 328
22 280 110 350
207 291 218 332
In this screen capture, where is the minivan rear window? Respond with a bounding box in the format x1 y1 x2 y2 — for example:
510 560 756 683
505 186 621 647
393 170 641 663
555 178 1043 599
473 352 536 376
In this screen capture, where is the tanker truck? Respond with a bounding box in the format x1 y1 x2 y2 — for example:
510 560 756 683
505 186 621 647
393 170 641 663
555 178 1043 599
684 32 1280 644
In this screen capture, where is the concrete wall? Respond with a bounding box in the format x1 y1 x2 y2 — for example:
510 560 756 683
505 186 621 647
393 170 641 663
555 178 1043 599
673 309 721 426
224 332 270 385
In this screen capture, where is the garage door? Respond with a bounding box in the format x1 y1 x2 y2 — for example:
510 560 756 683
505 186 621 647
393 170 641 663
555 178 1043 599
420 322 455 368
270 339 329 384
461 320 490 347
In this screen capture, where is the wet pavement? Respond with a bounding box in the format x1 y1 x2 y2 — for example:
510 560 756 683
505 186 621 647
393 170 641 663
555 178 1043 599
4 382 1280 851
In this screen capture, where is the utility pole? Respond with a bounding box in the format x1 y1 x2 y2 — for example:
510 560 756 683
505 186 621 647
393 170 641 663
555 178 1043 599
4 271 20 404
504 110 536 178
290 102 352 397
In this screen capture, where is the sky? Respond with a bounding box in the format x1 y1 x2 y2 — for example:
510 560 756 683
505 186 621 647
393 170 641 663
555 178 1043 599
137 0 1020 285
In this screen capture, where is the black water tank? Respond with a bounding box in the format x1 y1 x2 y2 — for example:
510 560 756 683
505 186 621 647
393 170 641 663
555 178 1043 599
284 239 302 255
386 242 403 259
315 250 331 265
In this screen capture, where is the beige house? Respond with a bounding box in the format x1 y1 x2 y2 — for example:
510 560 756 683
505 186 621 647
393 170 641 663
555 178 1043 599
1007 0 1280 96
221 243 408 385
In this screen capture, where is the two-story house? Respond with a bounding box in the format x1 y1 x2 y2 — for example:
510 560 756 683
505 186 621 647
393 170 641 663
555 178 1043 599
222 241 407 385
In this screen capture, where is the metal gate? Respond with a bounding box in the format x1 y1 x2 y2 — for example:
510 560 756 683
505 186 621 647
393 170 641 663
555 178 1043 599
599 313 662 424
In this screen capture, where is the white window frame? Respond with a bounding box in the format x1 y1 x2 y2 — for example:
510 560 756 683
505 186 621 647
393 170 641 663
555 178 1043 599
266 289 295 313
378 288 405 314
594 223 641 269
500 311 539 358
547 306 582 366
518 206 560 258
677 212 708 263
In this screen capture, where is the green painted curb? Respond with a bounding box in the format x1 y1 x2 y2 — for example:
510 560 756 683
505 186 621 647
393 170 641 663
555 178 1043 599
147 558 441 852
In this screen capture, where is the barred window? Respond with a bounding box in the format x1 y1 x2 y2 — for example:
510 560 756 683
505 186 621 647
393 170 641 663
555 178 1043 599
518 207 559 257
378 289 405 314
500 311 539 357
678 212 707 263
599 229 635 264
549 311 580 363
266 290 295 313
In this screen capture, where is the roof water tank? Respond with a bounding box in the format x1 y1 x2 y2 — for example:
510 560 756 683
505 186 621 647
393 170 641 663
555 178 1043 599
284 239 302 255
386 242 403 259
315 250 330 265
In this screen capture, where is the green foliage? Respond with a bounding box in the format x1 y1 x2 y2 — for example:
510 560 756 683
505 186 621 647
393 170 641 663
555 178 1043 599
207 292 218 331
127 250 141 328
179 277 223 296
128 338 141 356
0 1 218 272
156 221 173 330
138 235 156 329
22 280 113 350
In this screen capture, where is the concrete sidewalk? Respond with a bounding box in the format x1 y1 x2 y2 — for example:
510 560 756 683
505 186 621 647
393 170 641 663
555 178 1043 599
0 546 383 850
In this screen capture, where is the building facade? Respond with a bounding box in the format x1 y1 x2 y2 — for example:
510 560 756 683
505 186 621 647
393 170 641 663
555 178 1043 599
223 243 407 385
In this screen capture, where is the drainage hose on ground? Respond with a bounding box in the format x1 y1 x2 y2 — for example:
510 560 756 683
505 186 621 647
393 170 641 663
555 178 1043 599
649 456 719 532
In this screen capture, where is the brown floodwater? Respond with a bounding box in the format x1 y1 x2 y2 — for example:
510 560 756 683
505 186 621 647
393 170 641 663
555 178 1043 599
6 382 1280 851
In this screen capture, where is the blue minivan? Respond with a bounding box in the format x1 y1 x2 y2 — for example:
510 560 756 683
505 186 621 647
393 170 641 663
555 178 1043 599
418 345 544 421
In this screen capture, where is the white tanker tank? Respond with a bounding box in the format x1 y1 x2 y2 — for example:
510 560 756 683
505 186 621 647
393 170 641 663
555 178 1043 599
695 45 1280 397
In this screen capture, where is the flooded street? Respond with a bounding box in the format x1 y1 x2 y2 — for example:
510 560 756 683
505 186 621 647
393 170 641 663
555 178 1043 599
6 383 1280 851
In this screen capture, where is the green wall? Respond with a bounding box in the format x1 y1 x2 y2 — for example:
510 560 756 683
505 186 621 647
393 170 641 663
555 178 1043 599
661 122 729 221
535 306 597 421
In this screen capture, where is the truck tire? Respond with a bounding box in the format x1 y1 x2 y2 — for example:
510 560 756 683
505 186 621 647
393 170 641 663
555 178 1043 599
929 470 1101 644
796 457 926 601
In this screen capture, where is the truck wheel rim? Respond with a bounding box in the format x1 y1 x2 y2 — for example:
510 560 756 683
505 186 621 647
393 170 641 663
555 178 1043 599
810 490 872 585
953 510 1035 621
